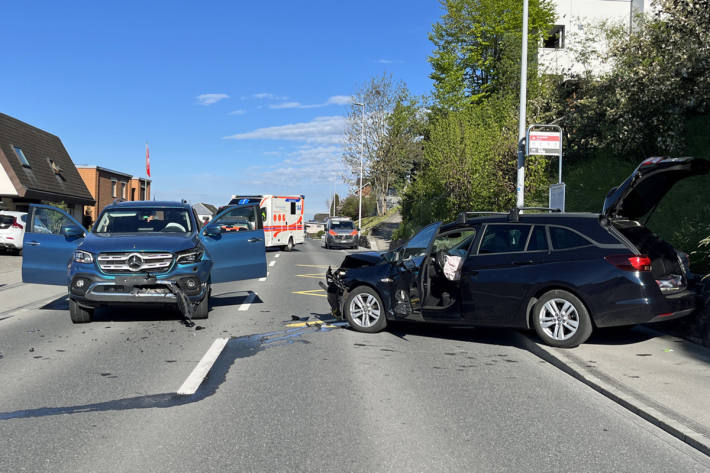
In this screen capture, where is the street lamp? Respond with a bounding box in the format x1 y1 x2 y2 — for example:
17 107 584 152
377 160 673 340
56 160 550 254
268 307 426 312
353 102 365 232
516 0 529 209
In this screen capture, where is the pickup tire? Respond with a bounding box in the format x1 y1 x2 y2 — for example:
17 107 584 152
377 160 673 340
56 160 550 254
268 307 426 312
69 299 93 323
193 287 210 319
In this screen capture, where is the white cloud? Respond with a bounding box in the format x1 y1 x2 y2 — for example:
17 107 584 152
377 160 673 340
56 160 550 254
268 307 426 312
248 146 345 185
228 109 246 115
268 95 352 109
242 92 288 100
326 95 353 105
375 59 404 64
196 93 230 105
224 116 346 144
268 101 304 109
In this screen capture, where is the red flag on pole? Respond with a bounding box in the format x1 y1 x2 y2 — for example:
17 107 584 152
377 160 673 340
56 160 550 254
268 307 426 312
145 143 151 177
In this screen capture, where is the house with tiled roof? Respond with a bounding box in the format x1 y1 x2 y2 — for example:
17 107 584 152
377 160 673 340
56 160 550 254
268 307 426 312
0 112 94 219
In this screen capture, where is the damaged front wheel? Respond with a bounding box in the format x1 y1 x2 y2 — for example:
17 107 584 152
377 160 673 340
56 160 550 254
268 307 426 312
192 284 211 319
345 286 386 333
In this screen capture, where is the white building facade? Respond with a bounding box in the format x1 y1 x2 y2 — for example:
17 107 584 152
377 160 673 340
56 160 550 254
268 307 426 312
538 0 657 77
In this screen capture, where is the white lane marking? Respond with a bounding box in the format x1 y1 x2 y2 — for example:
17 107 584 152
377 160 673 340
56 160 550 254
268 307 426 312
275 254 280 258
258 271 270 282
238 292 256 311
177 337 229 395
269 260 276 267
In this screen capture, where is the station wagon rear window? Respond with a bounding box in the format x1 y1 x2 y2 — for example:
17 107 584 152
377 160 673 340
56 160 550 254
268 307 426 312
549 226 592 250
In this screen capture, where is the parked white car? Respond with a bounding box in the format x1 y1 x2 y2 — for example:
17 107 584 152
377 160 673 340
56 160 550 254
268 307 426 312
0 211 27 254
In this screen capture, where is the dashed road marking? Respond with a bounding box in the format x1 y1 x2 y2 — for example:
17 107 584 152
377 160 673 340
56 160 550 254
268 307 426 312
258 272 270 282
296 273 324 279
238 292 256 311
177 337 229 395
292 289 327 298
275 254 280 258
269 260 276 267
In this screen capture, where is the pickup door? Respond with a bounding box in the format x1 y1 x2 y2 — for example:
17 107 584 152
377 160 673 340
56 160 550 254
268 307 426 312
201 204 267 283
22 204 86 285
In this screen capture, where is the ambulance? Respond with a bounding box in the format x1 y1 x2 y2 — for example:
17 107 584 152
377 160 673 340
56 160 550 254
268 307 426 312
228 195 305 251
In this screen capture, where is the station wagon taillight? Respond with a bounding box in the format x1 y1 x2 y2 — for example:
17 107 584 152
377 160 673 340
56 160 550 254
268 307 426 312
605 254 652 272
11 220 23 229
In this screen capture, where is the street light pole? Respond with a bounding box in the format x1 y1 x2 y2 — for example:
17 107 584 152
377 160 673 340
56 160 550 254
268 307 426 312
516 0 529 209
353 102 365 232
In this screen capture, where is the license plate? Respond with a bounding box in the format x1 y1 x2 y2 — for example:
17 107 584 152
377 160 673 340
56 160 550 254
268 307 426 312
115 275 157 286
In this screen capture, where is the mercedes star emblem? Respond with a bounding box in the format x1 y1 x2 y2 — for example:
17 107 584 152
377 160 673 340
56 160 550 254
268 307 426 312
127 254 143 271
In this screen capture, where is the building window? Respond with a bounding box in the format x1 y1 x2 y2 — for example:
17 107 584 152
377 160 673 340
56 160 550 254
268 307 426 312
121 182 126 199
140 183 145 200
111 180 117 198
13 146 31 167
543 25 565 49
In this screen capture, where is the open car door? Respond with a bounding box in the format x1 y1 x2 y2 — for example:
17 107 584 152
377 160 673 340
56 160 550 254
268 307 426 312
200 204 267 283
395 222 441 317
22 204 86 285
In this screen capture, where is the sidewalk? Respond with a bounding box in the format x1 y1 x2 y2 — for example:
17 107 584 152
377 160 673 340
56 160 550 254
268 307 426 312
366 211 402 251
516 326 710 456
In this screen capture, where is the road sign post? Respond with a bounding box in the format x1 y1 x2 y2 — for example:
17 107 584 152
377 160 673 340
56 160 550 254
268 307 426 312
526 124 565 211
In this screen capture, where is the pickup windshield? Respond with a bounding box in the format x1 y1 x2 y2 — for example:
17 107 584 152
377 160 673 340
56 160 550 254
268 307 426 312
94 208 193 233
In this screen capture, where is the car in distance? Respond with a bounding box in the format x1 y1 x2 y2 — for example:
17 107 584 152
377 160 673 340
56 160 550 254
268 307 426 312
0 211 27 254
22 201 267 323
324 157 710 348
324 217 358 250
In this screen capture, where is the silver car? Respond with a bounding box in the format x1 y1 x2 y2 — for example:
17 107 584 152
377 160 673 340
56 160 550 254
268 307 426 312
324 218 358 249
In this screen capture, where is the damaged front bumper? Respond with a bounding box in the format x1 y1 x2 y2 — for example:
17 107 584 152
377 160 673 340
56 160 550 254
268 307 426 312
68 271 208 308
322 266 347 319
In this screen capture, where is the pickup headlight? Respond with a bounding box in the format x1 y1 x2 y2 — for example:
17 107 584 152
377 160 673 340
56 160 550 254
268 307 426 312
73 250 94 264
176 247 204 264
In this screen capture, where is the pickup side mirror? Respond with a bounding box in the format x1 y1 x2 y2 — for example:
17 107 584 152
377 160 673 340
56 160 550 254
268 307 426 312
62 224 84 238
203 224 221 237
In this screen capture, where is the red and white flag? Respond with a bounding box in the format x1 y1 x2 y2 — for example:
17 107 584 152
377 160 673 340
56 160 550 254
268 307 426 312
145 143 151 177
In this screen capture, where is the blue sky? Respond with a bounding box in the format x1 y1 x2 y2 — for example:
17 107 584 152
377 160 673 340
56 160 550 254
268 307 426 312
1 0 442 218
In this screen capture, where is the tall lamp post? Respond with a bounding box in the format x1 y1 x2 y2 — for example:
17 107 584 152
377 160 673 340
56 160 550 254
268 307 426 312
353 102 365 232
516 0 529 209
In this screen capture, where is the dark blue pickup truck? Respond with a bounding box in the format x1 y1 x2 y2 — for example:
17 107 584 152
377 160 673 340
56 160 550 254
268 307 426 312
22 201 267 323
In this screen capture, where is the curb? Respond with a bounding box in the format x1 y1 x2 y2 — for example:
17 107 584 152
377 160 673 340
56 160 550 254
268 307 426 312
514 331 710 457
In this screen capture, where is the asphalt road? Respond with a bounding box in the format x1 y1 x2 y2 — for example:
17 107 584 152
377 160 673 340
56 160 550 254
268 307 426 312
1 242 709 472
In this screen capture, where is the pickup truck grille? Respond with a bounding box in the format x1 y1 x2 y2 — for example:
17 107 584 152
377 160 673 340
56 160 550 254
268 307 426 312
97 252 173 274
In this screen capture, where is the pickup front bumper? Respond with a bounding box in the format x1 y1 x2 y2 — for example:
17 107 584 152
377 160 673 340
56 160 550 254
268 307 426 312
68 270 209 308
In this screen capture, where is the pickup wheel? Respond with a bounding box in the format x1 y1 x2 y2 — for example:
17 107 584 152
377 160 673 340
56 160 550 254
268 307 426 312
193 285 210 319
69 299 93 323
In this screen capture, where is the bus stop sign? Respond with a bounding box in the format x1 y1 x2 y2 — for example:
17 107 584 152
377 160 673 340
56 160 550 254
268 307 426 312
528 130 562 156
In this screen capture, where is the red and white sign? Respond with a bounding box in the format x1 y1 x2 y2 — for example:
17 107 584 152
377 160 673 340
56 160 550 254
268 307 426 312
528 131 562 156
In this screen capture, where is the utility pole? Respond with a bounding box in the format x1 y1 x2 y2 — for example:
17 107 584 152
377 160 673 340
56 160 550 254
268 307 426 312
516 0 529 209
353 102 365 231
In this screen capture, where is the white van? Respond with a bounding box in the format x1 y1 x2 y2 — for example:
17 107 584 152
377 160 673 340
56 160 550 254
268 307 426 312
228 195 305 251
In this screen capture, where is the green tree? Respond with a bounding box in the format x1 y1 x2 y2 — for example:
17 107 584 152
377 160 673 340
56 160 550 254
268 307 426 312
429 0 554 109
559 0 710 159
401 94 550 231
342 74 422 215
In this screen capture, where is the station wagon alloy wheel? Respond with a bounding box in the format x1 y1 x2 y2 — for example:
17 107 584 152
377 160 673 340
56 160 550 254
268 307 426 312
538 298 579 341
532 290 592 348
350 293 380 327
345 286 387 333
